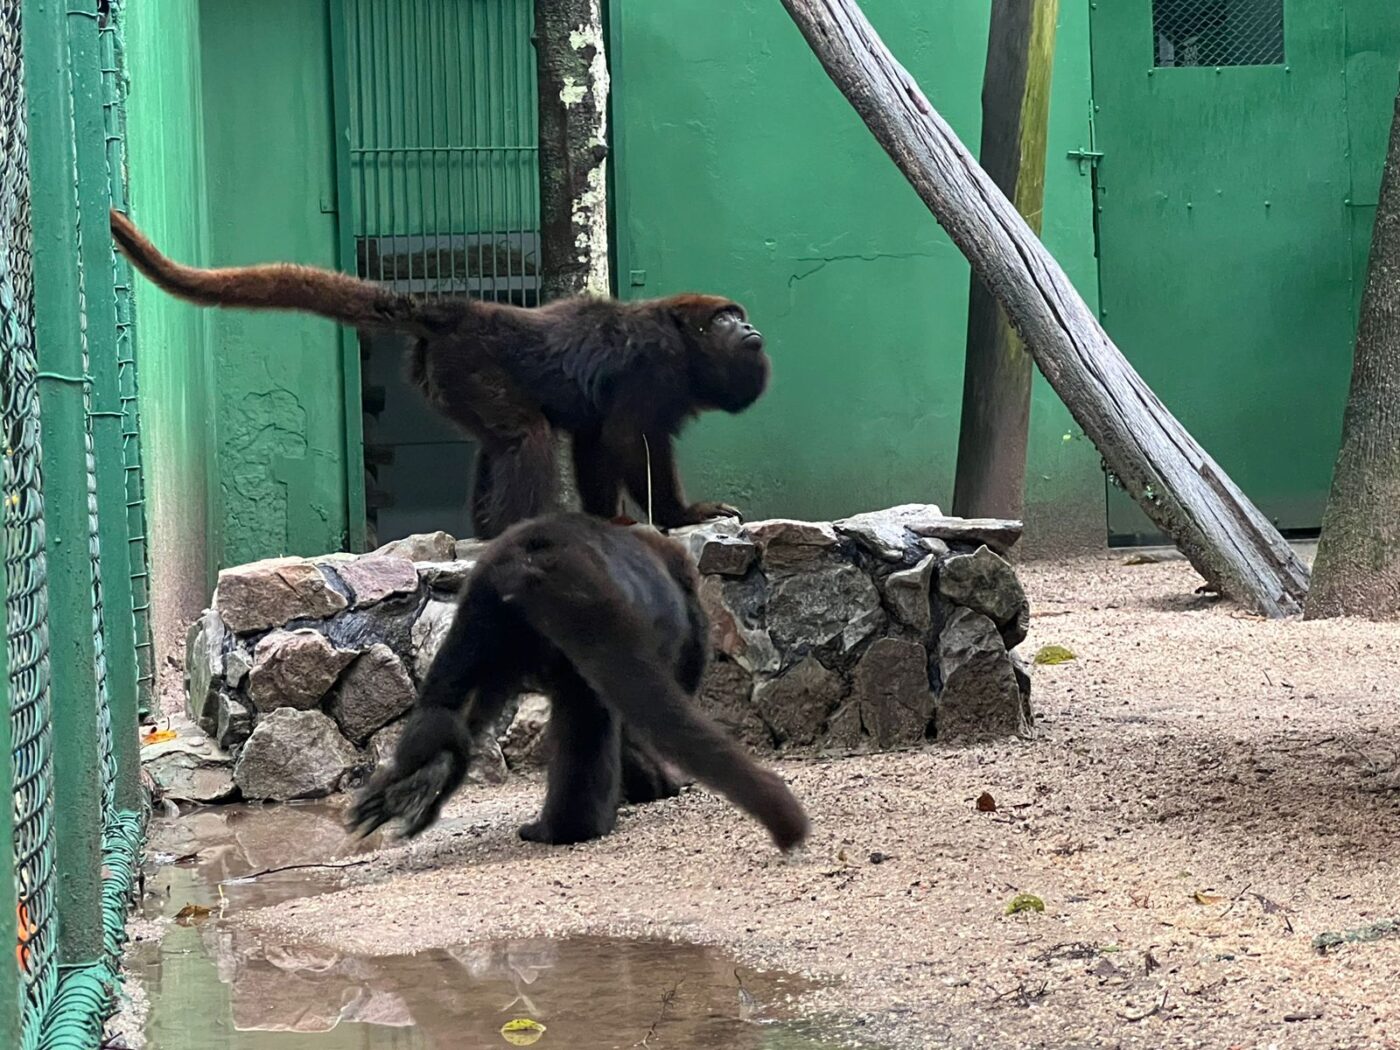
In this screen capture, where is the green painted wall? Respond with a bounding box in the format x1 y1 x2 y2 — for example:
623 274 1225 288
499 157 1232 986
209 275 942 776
199 0 352 564
609 1 1104 550
121 0 217 699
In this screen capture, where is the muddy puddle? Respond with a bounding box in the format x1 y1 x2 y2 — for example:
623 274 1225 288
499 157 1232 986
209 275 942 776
125 802 845 1049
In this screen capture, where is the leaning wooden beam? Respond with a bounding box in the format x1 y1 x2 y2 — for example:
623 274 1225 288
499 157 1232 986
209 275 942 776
778 0 1309 618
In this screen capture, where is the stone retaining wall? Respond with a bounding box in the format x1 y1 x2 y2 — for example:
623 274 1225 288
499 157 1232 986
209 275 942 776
150 506 1033 804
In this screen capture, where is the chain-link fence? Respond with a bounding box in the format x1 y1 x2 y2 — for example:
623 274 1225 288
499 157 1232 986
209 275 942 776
1152 0 1286 68
1 0 148 1046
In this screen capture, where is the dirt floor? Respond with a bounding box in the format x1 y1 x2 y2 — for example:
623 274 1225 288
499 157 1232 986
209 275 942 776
216 549 1400 1049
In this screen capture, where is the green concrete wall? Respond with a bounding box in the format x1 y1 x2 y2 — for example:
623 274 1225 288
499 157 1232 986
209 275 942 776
609 1 1105 551
199 0 352 565
121 0 217 699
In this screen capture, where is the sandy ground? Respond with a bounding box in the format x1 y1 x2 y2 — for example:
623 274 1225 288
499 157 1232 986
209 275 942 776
219 549 1400 1048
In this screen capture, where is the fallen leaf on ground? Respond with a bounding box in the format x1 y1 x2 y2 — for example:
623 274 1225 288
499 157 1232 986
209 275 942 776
1193 891 1225 906
1004 893 1045 916
1033 644 1076 666
1123 553 1160 566
501 1018 547 1046
975 791 997 812
174 903 212 925
141 729 177 747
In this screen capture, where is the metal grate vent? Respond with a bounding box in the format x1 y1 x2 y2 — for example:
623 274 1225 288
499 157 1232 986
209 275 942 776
1152 0 1284 68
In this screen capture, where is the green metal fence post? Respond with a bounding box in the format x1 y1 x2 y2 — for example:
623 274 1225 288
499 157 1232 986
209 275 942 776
100 0 156 719
67 0 141 811
0 569 20 1050
328 0 369 553
21 0 104 965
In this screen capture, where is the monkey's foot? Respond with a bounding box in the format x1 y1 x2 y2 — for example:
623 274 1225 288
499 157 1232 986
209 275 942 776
346 750 466 841
683 501 743 524
518 812 616 846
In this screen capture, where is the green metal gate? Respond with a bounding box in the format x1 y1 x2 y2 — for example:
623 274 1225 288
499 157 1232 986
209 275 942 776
1090 0 1399 541
333 0 538 541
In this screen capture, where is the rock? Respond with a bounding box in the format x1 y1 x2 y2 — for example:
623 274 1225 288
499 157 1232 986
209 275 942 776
697 575 780 675
373 531 457 562
822 701 866 753
247 629 357 713
416 561 474 592
144 747 237 803
500 694 552 768
1011 651 1032 701
234 708 361 801
225 647 253 688
752 656 846 747
678 520 756 576
215 557 348 634
215 695 254 751
742 519 838 571
883 553 937 632
920 537 950 558
367 719 404 767
694 658 769 748
834 504 945 561
326 644 416 743
454 538 488 561
850 638 935 749
1003 601 1031 649
468 731 510 786
185 610 227 733
329 556 419 608
938 545 1028 633
935 607 1032 742
843 604 886 651
909 517 1022 555
410 598 457 680
767 560 882 658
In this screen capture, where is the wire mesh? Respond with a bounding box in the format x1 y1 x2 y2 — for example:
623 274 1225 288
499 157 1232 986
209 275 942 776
99 0 155 716
0 0 60 1041
344 0 540 304
1152 0 1285 68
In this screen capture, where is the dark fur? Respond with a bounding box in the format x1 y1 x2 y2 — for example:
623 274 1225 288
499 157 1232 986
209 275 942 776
110 209 769 538
346 514 809 852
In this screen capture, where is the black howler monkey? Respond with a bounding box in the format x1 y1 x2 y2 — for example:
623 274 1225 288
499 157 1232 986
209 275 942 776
346 513 809 852
109 209 769 539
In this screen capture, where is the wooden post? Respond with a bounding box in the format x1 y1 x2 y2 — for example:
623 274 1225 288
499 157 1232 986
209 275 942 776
952 0 1058 521
778 0 1309 618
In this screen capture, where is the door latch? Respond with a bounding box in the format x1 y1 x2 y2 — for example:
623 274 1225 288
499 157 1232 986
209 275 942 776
1066 148 1103 176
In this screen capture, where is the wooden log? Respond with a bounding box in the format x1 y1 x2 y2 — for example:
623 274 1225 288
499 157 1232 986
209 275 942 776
779 0 1309 617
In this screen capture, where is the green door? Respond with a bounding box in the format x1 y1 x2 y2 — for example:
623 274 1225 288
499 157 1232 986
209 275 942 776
1090 0 1357 541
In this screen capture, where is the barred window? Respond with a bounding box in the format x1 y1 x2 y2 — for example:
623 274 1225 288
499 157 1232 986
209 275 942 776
1152 0 1285 67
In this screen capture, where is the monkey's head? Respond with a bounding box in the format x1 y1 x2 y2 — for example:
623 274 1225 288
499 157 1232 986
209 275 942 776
668 295 769 414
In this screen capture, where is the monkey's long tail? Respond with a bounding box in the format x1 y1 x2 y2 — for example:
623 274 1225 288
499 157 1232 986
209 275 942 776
109 207 426 333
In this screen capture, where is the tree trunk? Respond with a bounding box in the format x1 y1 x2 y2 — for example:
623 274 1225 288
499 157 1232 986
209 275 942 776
779 0 1308 618
533 0 611 508
533 0 610 301
1305 90 1400 620
952 0 1058 521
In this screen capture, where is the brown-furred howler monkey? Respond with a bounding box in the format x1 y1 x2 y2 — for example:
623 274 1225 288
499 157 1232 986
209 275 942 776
109 208 769 539
346 513 809 852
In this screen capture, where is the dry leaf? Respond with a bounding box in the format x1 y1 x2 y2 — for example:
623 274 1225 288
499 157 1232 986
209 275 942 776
1033 644 1076 666
174 903 213 925
1192 891 1225 906
141 729 177 747
501 1018 546 1046
1123 553 1160 566
1004 893 1045 916
975 792 997 813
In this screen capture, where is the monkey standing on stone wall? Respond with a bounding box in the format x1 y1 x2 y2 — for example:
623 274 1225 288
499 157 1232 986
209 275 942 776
110 209 770 539
347 513 810 852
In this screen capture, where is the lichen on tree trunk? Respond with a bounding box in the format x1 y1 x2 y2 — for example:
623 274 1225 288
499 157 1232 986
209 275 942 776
533 0 611 507
1305 90 1400 620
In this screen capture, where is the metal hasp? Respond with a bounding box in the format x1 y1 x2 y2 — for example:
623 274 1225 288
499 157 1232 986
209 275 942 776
1065 147 1103 176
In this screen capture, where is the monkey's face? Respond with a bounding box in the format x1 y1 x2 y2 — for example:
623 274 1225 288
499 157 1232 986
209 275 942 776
684 303 770 414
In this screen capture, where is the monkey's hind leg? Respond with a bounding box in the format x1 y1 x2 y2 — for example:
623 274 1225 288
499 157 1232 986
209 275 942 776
518 672 622 845
620 729 682 804
473 421 559 538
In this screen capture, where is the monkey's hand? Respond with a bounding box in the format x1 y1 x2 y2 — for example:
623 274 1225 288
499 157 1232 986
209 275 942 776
685 500 743 523
345 708 470 841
